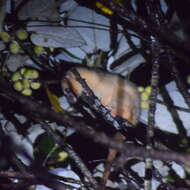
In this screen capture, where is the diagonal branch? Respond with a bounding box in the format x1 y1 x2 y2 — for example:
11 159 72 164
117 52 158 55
0 80 190 167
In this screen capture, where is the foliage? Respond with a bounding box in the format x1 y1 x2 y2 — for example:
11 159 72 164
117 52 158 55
0 0 190 190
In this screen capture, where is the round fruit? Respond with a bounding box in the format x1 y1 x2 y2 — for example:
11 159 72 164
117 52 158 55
138 86 145 93
145 86 152 95
33 45 44 56
14 81 23 91
141 92 149 101
24 69 39 79
22 79 30 89
30 82 41 90
9 41 20 54
12 71 22 81
16 29 28 40
20 67 26 75
21 88 32 96
0 31 10 42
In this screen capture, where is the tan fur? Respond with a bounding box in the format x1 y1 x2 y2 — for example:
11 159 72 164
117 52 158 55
62 67 140 125
62 67 141 186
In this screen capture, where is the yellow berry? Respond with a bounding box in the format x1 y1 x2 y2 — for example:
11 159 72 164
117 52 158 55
9 41 20 54
96 2 103 8
30 82 41 90
138 86 145 93
22 79 30 89
101 7 113 15
12 71 22 81
21 88 32 96
141 101 149 109
13 80 23 91
141 92 149 101
16 29 28 40
24 69 39 79
145 86 152 95
20 67 26 75
57 151 68 162
33 45 44 56
0 31 10 42
95 2 113 15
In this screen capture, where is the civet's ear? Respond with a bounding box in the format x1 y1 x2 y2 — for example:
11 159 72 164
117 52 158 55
61 67 140 125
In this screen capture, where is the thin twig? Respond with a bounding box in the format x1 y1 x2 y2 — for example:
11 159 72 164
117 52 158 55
172 63 190 110
98 0 190 57
143 0 165 188
40 122 98 189
144 38 161 190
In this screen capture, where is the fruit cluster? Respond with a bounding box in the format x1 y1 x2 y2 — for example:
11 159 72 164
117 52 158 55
0 29 28 54
11 67 41 96
138 86 152 109
0 30 45 55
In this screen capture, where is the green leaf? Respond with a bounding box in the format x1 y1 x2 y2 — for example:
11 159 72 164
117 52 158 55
34 133 55 157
